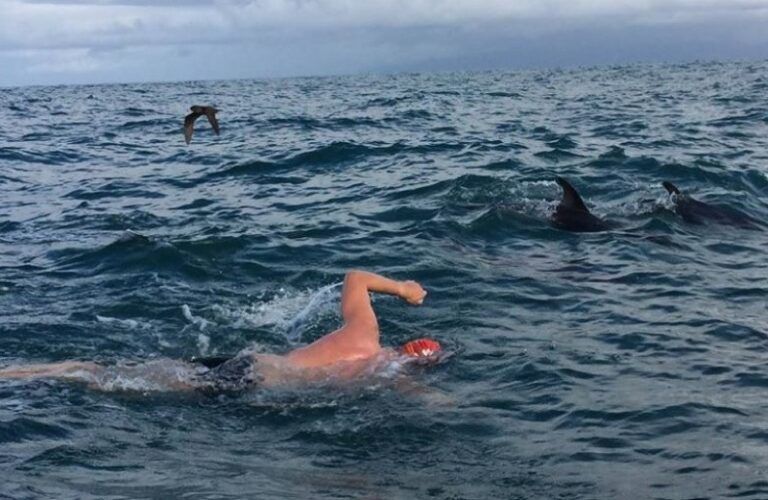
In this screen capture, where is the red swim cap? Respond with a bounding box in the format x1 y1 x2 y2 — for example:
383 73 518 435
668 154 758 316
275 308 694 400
399 338 442 358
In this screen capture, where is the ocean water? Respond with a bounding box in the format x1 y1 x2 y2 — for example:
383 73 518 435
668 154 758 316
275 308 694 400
1 60 767 499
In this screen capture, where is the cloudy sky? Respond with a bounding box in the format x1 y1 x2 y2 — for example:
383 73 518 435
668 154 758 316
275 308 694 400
1 0 767 86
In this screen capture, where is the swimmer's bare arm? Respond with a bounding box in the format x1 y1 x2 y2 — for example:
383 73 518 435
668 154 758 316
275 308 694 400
284 271 426 367
341 270 427 331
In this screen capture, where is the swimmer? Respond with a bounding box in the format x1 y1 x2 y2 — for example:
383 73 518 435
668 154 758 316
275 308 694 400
0 271 443 392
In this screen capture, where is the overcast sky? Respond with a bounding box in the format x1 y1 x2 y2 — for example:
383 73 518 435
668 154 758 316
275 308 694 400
1 0 767 86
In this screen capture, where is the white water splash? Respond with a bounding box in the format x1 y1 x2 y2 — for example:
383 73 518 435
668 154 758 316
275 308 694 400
211 283 342 343
504 179 561 218
181 304 214 355
96 314 172 350
96 315 149 330
285 282 343 342
93 360 201 392
181 304 212 330
197 333 210 356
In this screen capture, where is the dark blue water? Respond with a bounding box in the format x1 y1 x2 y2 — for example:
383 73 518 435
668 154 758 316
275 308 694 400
1 60 768 499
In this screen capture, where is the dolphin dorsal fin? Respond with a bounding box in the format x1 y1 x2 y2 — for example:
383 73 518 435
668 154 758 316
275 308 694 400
662 181 680 195
556 177 590 213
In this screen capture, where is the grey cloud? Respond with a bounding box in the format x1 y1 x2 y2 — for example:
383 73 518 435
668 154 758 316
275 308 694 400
18 0 222 5
4 1 767 51
1 0 767 86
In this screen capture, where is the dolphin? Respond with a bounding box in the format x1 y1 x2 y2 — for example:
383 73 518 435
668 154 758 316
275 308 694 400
551 177 614 232
662 181 759 229
184 105 220 144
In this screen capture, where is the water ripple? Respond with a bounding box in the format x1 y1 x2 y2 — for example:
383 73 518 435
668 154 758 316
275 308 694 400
1 60 767 499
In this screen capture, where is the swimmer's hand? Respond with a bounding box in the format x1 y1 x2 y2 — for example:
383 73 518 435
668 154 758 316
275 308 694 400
399 280 427 305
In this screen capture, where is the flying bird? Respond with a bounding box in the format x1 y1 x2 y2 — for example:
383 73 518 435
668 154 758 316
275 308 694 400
184 105 219 144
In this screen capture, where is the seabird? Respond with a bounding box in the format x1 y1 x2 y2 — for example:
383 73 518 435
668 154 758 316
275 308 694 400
184 105 219 144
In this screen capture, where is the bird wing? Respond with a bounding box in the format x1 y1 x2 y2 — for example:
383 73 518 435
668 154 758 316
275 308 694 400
204 108 220 135
184 111 201 144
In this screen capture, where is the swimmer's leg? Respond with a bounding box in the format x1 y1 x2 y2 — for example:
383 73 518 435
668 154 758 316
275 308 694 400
0 360 212 393
0 361 103 380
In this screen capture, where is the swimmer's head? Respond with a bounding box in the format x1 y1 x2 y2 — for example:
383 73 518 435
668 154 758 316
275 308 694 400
399 338 442 358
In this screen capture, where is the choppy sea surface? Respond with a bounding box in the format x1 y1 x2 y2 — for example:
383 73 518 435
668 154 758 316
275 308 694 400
1 60 768 499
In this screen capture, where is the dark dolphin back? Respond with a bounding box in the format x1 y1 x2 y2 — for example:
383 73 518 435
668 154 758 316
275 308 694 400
551 177 612 232
662 181 681 195
662 180 761 229
556 176 590 213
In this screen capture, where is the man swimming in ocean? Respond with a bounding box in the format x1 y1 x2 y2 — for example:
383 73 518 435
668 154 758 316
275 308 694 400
0 270 442 391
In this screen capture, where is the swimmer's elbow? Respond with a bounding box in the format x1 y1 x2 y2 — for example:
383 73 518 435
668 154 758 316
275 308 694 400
345 269 365 283
344 270 371 291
